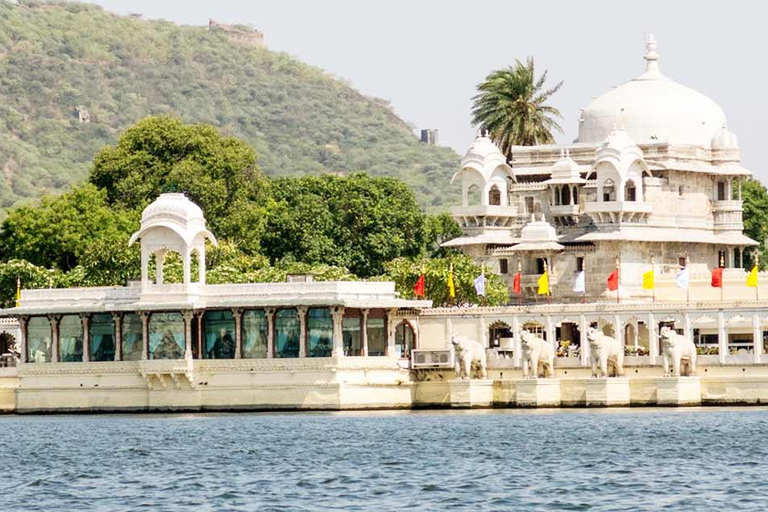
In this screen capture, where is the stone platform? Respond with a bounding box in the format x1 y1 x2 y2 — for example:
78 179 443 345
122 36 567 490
448 379 494 408
515 378 561 407
656 376 702 406
585 377 631 407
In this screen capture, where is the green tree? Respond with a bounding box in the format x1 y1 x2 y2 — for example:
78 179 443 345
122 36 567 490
90 116 269 254
425 212 462 258
263 173 429 277
742 178 768 269
384 254 509 307
0 184 137 271
0 259 64 308
471 57 563 154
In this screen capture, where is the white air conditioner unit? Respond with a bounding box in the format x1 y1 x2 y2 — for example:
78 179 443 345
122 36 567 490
411 349 454 369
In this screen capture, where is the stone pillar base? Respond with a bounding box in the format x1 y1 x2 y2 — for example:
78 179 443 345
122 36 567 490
448 379 494 408
515 378 561 408
585 377 630 407
656 376 701 406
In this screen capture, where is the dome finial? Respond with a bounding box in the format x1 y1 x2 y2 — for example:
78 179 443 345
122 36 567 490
643 33 661 76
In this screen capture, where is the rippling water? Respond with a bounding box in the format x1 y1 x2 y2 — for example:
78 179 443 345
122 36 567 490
1 408 767 511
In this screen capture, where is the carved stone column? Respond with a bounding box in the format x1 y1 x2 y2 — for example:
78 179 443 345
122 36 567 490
138 311 150 360
232 308 243 359
579 314 590 367
546 315 556 353
718 312 727 364
386 308 398 357
331 306 345 357
80 313 91 363
478 316 487 348
19 316 28 364
648 312 658 365
683 313 692 346
47 315 60 363
512 315 521 368
182 310 194 360
194 310 204 359
112 312 123 361
361 309 370 357
265 308 275 359
613 314 623 351
753 313 763 364
297 306 308 358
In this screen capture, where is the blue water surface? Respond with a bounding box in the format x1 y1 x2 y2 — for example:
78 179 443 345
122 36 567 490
0 408 766 511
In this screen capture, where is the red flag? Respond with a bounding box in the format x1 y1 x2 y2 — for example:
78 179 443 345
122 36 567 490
607 269 619 291
413 273 425 297
512 272 522 294
711 267 723 288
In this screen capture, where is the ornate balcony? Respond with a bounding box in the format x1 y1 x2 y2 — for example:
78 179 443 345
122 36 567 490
451 205 520 228
585 201 653 224
712 200 743 232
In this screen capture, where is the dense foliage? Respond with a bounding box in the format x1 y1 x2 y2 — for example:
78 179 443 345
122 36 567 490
471 57 563 153
0 0 459 215
741 178 768 269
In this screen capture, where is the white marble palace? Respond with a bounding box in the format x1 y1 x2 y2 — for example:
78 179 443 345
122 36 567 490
446 34 756 302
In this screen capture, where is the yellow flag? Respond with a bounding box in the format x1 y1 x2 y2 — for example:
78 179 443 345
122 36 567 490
537 269 549 295
747 265 758 287
642 269 654 290
447 265 456 298
14 277 20 308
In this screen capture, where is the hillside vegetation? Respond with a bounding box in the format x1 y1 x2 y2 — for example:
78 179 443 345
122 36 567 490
0 0 459 213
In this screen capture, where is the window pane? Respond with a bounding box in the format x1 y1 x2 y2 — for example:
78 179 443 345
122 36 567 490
343 314 362 356
204 310 236 359
366 317 386 356
27 317 52 363
60 315 83 362
90 313 115 362
243 310 268 359
307 308 332 357
275 309 299 358
149 312 185 360
122 313 143 361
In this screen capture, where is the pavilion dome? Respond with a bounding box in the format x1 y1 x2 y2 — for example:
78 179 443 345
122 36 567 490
457 133 514 181
129 193 216 248
711 124 739 150
577 34 727 148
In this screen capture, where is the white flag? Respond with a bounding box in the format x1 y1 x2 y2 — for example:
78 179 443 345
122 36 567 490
676 266 690 289
573 270 586 293
474 274 486 296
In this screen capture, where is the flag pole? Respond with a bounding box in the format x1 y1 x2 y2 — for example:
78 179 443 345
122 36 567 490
449 262 454 307
481 266 487 307
582 264 587 304
651 254 655 303
685 252 690 305
546 260 551 305
756 251 760 301
616 256 620 304
517 259 522 306
720 253 724 302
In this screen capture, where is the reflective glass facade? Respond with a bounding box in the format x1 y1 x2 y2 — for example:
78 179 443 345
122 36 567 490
342 310 362 356
90 314 115 362
27 317 52 363
60 315 83 362
243 310 268 358
275 309 299 358
149 312 185 359
307 308 332 357
122 313 143 361
203 310 236 359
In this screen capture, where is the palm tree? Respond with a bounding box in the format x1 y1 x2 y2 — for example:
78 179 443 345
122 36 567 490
471 57 564 154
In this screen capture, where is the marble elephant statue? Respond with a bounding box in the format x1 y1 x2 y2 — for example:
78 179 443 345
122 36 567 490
660 326 697 376
520 330 555 378
451 335 487 380
587 327 624 378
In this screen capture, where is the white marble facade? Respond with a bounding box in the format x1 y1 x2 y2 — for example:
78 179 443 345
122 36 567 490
447 34 757 301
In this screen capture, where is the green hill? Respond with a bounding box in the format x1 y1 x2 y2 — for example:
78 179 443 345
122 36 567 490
0 1 460 214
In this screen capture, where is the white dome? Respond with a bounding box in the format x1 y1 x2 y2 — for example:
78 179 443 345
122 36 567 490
456 133 513 182
711 125 739 150
141 192 204 223
577 34 727 147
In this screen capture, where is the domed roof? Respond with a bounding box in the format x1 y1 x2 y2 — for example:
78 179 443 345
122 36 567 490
711 124 739 150
457 133 513 181
141 192 205 223
577 34 727 147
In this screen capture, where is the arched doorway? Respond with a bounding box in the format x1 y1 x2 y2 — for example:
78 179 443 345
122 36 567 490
488 185 501 206
394 321 416 359
488 321 512 349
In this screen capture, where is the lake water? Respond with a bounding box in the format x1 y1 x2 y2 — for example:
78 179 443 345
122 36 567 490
1 408 767 511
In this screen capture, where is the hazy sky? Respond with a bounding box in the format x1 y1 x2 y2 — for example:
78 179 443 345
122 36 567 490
90 0 767 178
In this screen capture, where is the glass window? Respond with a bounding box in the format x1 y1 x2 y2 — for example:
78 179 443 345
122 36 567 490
243 310 268 359
367 310 387 356
499 259 508 274
60 315 83 362
90 314 115 362
203 310 236 359
488 186 501 206
395 321 415 359
307 308 333 357
343 310 362 356
149 312 185 360
122 313 143 361
275 309 299 358
27 317 52 363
